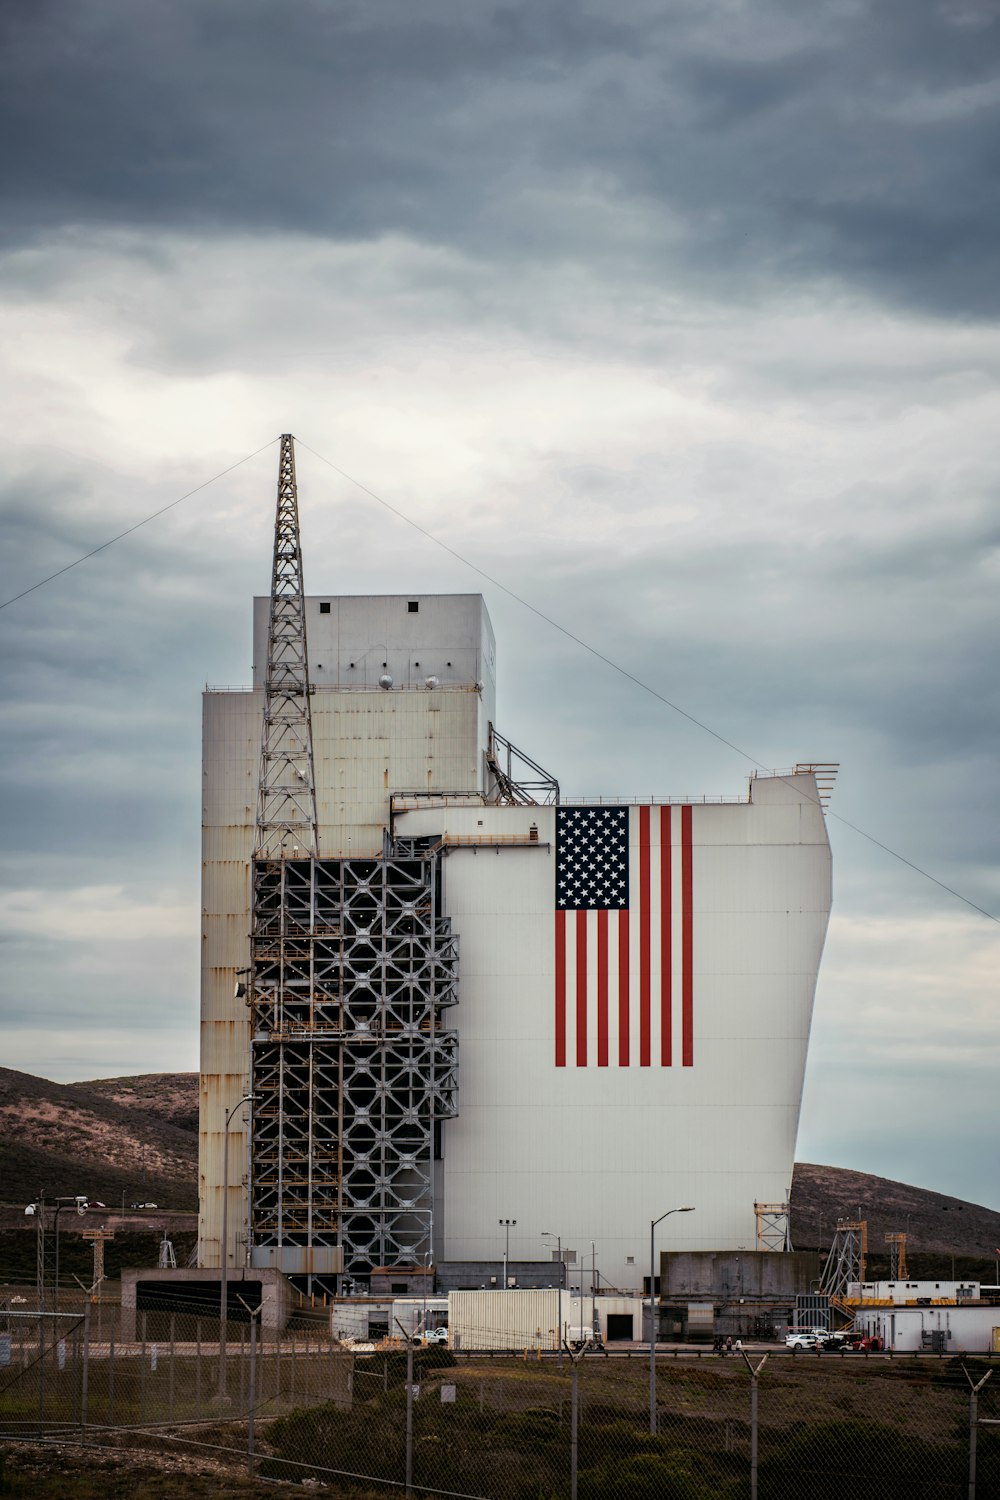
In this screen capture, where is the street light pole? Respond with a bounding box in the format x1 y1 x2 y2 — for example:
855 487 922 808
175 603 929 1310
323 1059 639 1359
499 1219 516 1289
591 1242 596 1344
51 1197 88 1313
649 1206 694 1435
542 1231 564 1367
541 1231 564 1288
219 1094 251 1397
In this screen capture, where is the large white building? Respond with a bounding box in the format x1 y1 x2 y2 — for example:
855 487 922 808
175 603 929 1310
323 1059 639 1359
199 589 832 1292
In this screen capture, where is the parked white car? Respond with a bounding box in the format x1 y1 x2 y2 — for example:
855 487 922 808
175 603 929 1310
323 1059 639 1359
785 1331 824 1349
419 1327 450 1345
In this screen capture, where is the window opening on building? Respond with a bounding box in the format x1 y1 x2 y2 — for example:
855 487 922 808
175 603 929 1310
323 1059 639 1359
408 601 419 612
319 602 331 613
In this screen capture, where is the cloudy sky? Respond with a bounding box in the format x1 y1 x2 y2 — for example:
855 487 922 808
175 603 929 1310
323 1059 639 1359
1 0 998 1209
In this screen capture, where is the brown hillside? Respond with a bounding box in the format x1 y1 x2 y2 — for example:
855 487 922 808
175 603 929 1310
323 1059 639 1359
790 1161 1000 1261
4 1069 1000 1269
0 1067 197 1211
79 1072 199 1134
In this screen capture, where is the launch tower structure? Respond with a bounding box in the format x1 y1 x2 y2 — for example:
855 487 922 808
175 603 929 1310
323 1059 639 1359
199 438 832 1291
246 437 459 1278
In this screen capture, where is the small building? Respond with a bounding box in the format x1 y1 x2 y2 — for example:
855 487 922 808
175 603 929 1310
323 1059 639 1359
445 1290 645 1350
857 1302 1000 1354
660 1250 822 1340
448 1289 566 1351
120 1266 292 1342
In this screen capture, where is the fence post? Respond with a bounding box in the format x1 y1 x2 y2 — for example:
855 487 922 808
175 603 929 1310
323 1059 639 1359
108 1330 115 1425
405 1341 415 1497
169 1314 176 1422
247 1311 258 1477
80 1302 91 1433
965 1366 992 1500
140 1311 147 1425
570 1356 579 1500
740 1350 768 1500
36 1313 45 1436
195 1318 202 1415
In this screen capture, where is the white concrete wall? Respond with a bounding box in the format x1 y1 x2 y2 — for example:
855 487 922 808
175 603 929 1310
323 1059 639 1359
198 679 488 1266
397 773 831 1290
252 593 496 718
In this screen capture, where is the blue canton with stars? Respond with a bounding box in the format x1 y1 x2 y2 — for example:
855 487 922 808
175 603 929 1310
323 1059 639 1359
556 807 629 910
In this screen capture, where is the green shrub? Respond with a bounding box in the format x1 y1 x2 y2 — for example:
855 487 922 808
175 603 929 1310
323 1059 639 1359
579 1450 708 1500
726 1417 963 1500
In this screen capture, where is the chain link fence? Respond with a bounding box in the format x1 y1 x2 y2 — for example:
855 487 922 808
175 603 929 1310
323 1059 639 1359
2 1303 999 1498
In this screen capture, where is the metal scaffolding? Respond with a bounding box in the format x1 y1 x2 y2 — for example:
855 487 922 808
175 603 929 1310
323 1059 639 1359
486 723 559 805
885 1231 908 1280
820 1219 868 1301
754 1201 793 1253
249 844 458 1277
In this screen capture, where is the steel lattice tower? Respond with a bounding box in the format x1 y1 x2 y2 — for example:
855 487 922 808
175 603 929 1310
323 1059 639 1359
255 434 319 861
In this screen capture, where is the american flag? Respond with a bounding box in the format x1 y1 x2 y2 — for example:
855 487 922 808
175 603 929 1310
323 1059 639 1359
554 804 693 1068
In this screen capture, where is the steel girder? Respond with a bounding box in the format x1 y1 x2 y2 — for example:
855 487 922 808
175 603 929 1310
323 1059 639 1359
249 841 458 1276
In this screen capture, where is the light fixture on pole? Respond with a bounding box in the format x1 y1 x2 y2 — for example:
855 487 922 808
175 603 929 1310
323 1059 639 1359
649 1206 694 1434
541 1230 564 1290
591 1241 597 1345
499 1218 516 1289
51 1196 89 1312
541 1231 564 1367
219 1093 251 1398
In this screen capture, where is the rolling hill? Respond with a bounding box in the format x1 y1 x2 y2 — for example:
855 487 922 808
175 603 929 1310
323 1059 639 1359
2 1068 999 1278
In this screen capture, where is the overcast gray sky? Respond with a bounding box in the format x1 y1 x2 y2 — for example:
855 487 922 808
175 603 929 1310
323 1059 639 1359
1 0 998 1210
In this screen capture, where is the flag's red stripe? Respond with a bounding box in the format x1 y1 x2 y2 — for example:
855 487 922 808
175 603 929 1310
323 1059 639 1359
576 910 588 1067
596 909 609 1067
617 910 630 1066
555 910 567 1067
639 805 651 1066
681 804 694 1067
660 806 672 1067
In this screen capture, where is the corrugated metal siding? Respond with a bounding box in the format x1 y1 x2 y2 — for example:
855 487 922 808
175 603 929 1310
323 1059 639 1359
448 1291 565 1351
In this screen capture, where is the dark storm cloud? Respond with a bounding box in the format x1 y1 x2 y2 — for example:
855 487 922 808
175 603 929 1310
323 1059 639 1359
2 0 999 316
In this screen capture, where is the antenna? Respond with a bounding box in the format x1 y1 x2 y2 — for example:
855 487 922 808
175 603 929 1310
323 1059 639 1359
255 434 319 858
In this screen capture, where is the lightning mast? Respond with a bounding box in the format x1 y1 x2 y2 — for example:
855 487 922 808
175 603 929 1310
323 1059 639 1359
255 434 319 858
